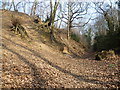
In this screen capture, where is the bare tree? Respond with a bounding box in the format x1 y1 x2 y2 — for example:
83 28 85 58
94 1 118 33
21 0 27 13
9 0 15 11
49 0 60 27
49 0 60 42
58 2 89 39
118 0 120 26
2 0 9 10
94 15 108 35
9 0 23 11
30 0 38 16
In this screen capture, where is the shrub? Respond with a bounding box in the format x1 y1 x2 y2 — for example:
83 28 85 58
10 16 29 38
71 33 80 42
93 29 120 53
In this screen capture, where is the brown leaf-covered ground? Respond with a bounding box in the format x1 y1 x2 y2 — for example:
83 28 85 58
1 10 120 89
1 30 120 89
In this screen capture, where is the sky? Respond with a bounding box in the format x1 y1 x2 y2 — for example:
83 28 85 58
5 0 116 2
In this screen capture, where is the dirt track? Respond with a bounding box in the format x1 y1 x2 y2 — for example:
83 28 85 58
2 29 119 88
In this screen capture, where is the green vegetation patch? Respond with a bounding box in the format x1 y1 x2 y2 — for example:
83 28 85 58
71 33 80 42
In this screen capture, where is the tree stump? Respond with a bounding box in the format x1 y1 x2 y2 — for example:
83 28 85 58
95 50 116 60
63 46 69 54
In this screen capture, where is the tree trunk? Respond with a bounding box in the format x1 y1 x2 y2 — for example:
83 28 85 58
30 0 37 16
12 0 16 11
104 13 114 33
67 2 72 40
67 2 70 40
118 0 120 26
49 0 60 42
49 0 53 26
9 0 15 11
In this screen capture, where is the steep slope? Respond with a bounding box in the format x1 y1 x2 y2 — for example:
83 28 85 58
1 10 119 88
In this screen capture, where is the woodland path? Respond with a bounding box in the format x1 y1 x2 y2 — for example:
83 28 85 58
2 32 119 88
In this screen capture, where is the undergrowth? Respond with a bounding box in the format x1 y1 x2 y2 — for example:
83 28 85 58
71 33 80 42
10 15 29 38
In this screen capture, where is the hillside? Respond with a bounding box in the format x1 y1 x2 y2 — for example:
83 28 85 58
1 10 119 88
